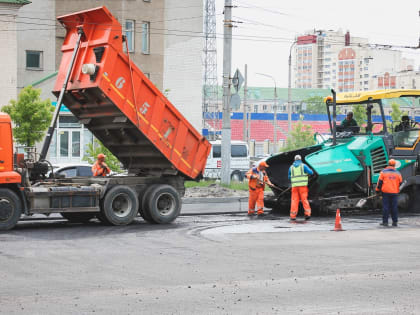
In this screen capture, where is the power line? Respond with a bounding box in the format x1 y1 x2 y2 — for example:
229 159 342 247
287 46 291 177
234 1 292 16
1 16 419 50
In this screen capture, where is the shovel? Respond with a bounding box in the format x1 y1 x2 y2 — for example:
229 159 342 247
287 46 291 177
356 194 380 208
266 182 284 192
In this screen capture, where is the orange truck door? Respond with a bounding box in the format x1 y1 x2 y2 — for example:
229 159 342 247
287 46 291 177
0 113 13 173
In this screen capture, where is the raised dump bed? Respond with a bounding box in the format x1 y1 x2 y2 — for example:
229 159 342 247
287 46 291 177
53 6 210 179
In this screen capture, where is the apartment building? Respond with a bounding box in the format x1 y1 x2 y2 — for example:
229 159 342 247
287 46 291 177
0 0 29 108
371 70 420 90
294 30 414 93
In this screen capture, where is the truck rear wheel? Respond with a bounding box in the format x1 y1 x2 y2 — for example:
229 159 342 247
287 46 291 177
100 186 139 226
139 185 157 223
0 188 22 230
61 212 96 223
144 185 181 224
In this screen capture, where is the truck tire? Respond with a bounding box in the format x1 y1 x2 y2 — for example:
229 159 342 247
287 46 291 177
231 171 243 182
61 212 96 223
139 185 158 223
100 185 139 226
0 188 22 230
144 184 181 224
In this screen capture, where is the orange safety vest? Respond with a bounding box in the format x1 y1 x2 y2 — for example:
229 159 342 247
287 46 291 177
376 166 402 194
246 167 268 190
92 161 110 177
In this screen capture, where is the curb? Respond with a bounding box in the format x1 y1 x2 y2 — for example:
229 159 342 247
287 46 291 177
182 197 248 204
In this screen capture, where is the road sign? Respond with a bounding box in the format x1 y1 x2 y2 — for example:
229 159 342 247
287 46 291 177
232 69 244 93
230 93 241 110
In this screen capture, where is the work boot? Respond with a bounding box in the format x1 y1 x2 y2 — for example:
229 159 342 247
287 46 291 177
247 211 255 216
290 217 296 221
257 213 266 218
392 222 398 227
305 215 311 220
379 222 389 227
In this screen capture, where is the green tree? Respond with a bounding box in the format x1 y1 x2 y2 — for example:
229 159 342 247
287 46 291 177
281 121 316 152
300 96 326 114
2 86 54 147
83 139 122 172
390 102 403 122
387 102 407 131
352 104 366 126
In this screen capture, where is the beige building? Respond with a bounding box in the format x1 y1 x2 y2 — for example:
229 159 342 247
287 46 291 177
370 70 420 90
0 0 29 108
294 29 415 93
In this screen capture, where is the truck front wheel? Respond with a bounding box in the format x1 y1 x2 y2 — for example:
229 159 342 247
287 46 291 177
100 186 139 226
0 188 22 230
144 185 181 224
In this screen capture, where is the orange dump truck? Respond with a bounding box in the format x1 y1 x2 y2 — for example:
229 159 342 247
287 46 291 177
0 6 211 230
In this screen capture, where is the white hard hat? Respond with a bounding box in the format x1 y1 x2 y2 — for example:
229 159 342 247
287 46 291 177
294 154 302 161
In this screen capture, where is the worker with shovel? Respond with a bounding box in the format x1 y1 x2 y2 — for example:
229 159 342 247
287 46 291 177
246 161 273 217
92 153 111 177
289 155 313 221
376 159 402 227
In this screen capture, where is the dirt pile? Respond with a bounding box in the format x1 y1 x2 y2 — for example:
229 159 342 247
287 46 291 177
184 183 275 198
184 183 248 198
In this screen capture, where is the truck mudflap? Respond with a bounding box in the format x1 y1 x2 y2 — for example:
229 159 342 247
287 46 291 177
53 6 211 180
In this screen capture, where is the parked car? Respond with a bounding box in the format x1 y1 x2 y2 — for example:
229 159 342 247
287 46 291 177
52 164 93 178
51 164 123 178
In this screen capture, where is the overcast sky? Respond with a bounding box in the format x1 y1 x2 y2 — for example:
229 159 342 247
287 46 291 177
214 0 420 88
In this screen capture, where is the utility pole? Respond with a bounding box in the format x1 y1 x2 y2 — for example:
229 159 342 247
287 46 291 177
273 85 278 153
287 41 296 135
221 0 232 185
242 64 248 142
256 72 277 153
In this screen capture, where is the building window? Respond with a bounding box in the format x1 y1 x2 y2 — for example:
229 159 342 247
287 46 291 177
26 50 43 69
253 105 258 113
125 20 135 52
262 105 268 112
141 21 150 54
59 115 80 128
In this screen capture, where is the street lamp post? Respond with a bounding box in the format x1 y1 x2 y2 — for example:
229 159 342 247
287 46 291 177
256 72 278 153
288 41 297 135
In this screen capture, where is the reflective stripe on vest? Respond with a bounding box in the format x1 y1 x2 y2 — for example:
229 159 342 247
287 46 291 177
291 164 308 187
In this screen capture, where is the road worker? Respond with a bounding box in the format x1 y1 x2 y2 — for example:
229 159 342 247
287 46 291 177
394 115 410 132
246 161 273 217
92 153 111 177
341 111 358 129
376 159 402 227
288 154 313 221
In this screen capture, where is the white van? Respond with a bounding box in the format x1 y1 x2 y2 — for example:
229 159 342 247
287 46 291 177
204 140 250 181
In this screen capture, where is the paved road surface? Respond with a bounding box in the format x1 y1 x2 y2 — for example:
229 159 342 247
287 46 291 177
1 213 420 314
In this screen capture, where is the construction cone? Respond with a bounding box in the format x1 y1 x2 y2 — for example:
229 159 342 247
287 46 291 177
334 209 344 231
